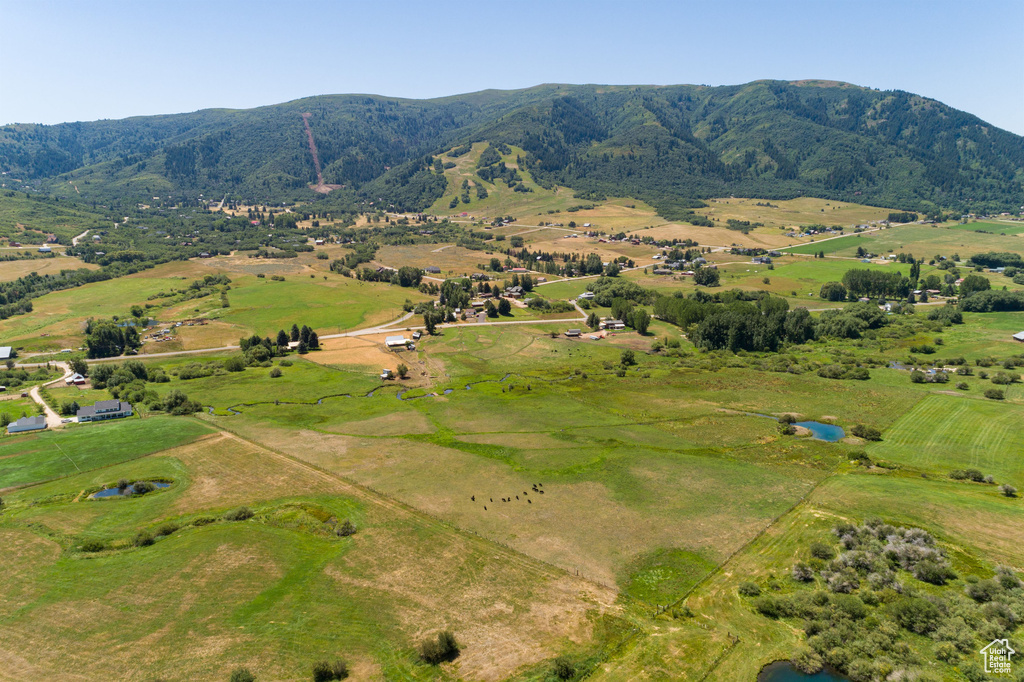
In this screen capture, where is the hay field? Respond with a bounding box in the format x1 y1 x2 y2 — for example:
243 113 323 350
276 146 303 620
703 196 893 230
0 256 97 282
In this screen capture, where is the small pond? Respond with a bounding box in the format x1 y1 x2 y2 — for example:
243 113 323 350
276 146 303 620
758 661 848 682
794 421 845 442
92 481 170 499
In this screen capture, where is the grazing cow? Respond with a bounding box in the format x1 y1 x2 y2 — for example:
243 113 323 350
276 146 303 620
516 495 519 500
484 506 487 510
471 495 475 502
490 498 493 502
528 499 532 504
539 490 544 494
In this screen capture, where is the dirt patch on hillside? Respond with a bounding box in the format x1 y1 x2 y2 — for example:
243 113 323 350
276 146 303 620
306 336 396 370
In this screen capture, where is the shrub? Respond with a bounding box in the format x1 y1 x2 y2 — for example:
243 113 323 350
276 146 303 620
132 481 156 495
999 484 1018 497
552 656 577 680
224 356 246 372
753 595 788 618
192 516 215 526
336 519 356 537
965 579 1000 603
279 359 293 367
913 559 956 585
230 668 256 682
956 382 969 390
81 539 106 552
792 647 824 675
909 370 926 383
809 541 835 560
223 507 254 521
889 596 943 634
620 349 636 366
738 581 761 596
133 530 154 547
311 659 349 681
155 522 180 537
792 562 815 582
419 630 460 664
984 388 1005 400
850 424 881 441
778 414 796 424
950 468 985 482
269 367 282 378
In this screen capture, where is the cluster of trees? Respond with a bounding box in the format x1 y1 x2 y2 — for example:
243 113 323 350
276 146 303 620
585 277 653 307
354 265 423 287
275 324 320 353
960 289 1024 312
585 301 651 334
84 318 142 358
88 360 200 414
745 519 1024 681
887 211 918 223
655 291 895 352
841 269 911 299
693 266 721 287
690 298 814 353
968 252 1024 269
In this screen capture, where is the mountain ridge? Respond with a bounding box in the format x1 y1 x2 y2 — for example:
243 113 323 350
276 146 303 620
2 81 1022 214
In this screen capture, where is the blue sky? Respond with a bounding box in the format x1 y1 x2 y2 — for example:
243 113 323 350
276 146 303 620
2 0 1022 134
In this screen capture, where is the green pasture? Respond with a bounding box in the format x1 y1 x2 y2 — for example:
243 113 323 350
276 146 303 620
939 219 1024 235
147 354 379 414
0 263 197 351
836 223 1024 259
212 273 424 337
867 393 1024 484
609 465 1024 682
780 233 875 255
0 416 213 489
0 426 614 681
0 193 104 242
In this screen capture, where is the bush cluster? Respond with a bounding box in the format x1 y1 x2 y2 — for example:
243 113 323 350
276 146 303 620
419 630 460 664
741 519 1024 681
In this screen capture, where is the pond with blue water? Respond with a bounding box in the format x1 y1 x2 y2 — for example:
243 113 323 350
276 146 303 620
91 481 170 499
794 421 845 442
758 661 848 682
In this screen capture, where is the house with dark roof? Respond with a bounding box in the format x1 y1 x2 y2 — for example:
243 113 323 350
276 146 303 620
7 415 47 434
77 400 133 423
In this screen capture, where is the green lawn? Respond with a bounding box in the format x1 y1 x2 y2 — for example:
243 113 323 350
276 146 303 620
0 416 214 489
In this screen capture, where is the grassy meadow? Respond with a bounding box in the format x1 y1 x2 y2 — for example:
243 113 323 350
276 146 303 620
1 186 1023 681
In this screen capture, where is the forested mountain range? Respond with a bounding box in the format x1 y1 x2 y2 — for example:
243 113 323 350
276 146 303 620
2 81 1022 215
